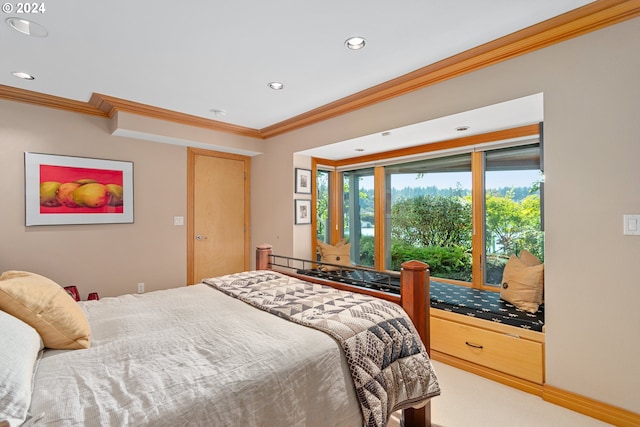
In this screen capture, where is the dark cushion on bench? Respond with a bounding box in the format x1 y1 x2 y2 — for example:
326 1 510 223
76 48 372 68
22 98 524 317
430 281 544 332
296 269 544 332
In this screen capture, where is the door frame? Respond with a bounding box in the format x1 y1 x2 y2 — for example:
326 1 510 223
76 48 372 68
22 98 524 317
187 147 251 284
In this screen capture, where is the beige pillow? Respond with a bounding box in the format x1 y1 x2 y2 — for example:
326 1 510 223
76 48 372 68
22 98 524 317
500 255 544 313
519 249 542 266
0 271 91 349
316 239 352 271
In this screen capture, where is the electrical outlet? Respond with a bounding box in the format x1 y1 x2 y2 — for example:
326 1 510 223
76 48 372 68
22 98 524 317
137 282 145 294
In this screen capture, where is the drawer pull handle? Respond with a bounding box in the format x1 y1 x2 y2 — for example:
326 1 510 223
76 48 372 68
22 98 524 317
465 341 483 349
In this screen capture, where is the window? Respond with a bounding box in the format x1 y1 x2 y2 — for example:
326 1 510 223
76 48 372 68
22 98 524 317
385 154 472 281
343 168 375 267
483 144 543 286
313 124 543 289
316 169 331 243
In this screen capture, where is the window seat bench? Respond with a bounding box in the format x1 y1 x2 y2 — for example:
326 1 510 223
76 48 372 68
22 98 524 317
430 280 544 332
296 268 544 332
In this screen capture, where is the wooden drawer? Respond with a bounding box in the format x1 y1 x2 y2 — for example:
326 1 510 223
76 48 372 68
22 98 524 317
431 317 544 384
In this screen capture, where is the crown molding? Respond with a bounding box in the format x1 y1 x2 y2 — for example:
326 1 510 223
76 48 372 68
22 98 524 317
1 0 638 140
88 93 263 139
0 84 107 117
259 0 640 138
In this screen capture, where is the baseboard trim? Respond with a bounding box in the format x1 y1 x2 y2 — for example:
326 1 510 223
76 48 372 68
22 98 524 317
431 352 640 426
543 385 640 427
430 350 543 396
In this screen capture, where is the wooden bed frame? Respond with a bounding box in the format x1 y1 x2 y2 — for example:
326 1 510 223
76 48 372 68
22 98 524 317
256 244 433 427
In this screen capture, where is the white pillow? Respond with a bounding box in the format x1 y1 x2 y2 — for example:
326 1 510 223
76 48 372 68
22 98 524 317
0 310 44 426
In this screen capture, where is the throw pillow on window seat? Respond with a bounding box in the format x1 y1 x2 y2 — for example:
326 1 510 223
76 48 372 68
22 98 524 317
316 239 352 272
500 250 544 313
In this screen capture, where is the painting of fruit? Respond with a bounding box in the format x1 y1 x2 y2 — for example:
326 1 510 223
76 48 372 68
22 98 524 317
73 183 110 208
55 182 82 207
26 152 133 226
39 181 61 207
39 180 126 209
105 184 124 206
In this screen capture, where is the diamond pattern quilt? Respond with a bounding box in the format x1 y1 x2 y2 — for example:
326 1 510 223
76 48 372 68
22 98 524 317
204 270 440 427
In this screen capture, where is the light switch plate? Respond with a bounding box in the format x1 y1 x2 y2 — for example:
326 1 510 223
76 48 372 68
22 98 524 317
173 216 184 226
623 214 640 235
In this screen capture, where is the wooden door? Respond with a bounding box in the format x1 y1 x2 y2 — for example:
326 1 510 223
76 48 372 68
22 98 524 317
187 148 250 284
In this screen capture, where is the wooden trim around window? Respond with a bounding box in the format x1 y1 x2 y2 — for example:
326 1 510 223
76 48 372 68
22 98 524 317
332 124 540 168
331 171 343 244
373 166 386 270
311 158 319 257
471 151 485 289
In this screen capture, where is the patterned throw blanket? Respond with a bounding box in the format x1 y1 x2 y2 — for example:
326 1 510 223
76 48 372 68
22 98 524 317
204 271 440 427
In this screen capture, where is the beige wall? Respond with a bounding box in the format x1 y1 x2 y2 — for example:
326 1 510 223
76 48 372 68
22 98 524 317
0 102 261 297
0 103 188 297
1 16 638 416
252 18 640 413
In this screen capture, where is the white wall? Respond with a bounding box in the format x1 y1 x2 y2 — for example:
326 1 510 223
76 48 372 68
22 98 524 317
252 18 640 413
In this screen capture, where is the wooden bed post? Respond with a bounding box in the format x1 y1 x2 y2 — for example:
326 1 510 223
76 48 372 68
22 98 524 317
256 244 273 270
400 260 431 427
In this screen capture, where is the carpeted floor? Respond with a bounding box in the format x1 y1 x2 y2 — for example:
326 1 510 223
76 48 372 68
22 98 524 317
388 361 613 427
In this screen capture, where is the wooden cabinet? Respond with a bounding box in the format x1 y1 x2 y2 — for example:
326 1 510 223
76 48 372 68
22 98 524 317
430 309 545 393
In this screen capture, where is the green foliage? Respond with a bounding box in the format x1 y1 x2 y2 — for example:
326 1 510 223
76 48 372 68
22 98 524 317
485 190 544 260
485 254 510 284
316 171 329 241
388 188 542 283
390 195 472 248
358 235 375 266
317 168 543 284
390 242 472 281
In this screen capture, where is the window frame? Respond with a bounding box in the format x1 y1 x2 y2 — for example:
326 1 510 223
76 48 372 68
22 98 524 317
311 123 542 289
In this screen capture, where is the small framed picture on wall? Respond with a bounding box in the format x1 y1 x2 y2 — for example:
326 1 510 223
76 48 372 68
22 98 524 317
294 199 311 225
295 168 312 194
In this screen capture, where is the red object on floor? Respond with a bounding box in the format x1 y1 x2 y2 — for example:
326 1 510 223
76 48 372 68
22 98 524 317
64 286 80 302
87 292 100 301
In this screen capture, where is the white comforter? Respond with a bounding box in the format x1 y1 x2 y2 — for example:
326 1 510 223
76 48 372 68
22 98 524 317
27 284 362 426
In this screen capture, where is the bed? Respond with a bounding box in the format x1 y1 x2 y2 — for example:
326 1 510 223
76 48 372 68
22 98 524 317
0 245 439 427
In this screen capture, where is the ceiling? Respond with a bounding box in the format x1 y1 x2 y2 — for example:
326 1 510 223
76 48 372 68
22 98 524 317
2 0 594 135
299 93 544 161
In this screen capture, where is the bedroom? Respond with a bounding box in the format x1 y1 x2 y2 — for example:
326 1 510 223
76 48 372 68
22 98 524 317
1 1 639 426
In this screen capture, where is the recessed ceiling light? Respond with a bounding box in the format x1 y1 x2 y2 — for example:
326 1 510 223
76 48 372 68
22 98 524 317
268 82 284 90
456 126 470 132
345 36 366 50
5 17 48 37
209 109 227 117
12 72 35 80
